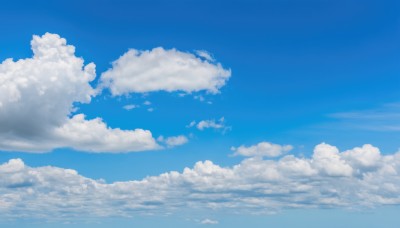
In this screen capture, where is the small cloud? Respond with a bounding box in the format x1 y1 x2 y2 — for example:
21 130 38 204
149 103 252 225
143 100 151 106
187 121 197 128
188 117 230 133
231 141 293 157
194 95 205 102
147 108 154 112
158 135 188 147
200 219 219 225
123 104 137 110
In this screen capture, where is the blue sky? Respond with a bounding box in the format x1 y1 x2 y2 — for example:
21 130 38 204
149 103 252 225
0 0 400 227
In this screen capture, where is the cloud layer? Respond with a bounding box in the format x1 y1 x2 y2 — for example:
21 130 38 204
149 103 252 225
0 33 159 153
100 47 231 96
1 142 400 220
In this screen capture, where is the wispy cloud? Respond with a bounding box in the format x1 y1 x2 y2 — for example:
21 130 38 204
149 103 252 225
200 218 219 225
328 102 400 131
123 104 137 110
188 117 231 133
231 141 293 157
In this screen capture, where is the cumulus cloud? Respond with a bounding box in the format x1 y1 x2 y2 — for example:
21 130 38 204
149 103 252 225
231 141 293 157
1 143 400 220
188 117 230 132
54 114 160 153
99 47 231 96
0 33 159 153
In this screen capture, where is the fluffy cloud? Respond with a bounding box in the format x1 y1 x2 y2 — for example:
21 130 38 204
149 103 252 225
99 47 231 96
53 114 160 153
1 143 400 220
232 141 293 157
0 33 159 153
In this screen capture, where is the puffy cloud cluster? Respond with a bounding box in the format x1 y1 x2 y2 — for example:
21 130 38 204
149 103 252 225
99 47 231 96
232 141 293 157
0 33 232 153
1 143 400 220
0 33 159 153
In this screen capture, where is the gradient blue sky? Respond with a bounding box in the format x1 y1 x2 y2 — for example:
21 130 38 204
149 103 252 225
1 0 400 227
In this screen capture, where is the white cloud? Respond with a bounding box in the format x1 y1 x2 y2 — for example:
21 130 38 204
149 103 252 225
1 143 400 220
312 143 353 177
200 219 219 225
189 117 230 132
123 104 137 110
54 114 160 153
232 141 293 157
0 33 159 153
99 47 231 96
158 135 189 147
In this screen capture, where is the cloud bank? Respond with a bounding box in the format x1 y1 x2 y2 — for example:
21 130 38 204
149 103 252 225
1 143 400 220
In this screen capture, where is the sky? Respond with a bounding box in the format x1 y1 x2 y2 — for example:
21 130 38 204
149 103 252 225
0 0 400 227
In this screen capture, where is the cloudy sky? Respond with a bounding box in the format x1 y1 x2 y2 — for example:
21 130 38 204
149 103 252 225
1 0 400 227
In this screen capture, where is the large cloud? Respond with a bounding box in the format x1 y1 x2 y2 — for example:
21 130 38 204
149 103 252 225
1 142 400 220
0 33 159 153
99 47 231 96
